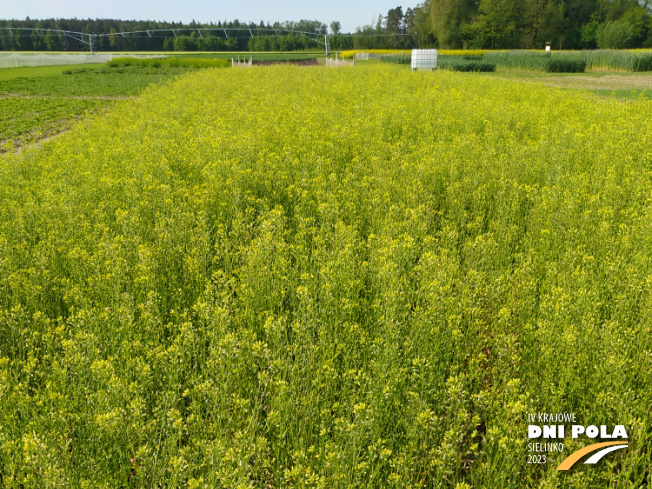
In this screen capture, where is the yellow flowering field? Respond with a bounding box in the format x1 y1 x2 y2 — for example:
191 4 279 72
340 49 487 58
0 65 651 487
340 48 412 57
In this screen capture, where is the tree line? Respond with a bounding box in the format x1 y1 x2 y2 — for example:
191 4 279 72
0 18 344 52
411 0 652 49
1 1 651 53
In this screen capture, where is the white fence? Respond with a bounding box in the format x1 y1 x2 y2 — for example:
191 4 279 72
326 57 354 67
0 52 115 68
232 56 252 68
353 52 394 60
411 49 438 71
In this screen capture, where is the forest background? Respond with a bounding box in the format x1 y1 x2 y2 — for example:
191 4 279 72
1 0 652 52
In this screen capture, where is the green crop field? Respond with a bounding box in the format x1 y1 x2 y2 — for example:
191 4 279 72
0 65 99 82
0 61 230 152
1 64 651 488
0 96 113 152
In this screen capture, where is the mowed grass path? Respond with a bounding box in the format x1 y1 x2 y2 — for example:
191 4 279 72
485 69 652 99
0 65 651 488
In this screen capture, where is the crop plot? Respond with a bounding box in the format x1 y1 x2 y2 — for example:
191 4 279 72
0 64 651 488
0 95 114 152
0 62 228 152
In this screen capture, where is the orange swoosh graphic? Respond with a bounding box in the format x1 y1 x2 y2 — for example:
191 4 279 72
556 441 628 470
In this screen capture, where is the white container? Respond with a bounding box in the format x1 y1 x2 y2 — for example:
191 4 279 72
411 49 438 71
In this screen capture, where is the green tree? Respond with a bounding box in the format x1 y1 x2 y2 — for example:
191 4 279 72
174 35 198 51
108 27 125 50
521 0 566 49
30 29 43 50
429 0 479 47
543 0 566 48
411 2 437 47
473 0 520 48
596 19 634 47
386 7 405 47
561 0 599 48
620 4 651 45
43 30 60 51
14 30 25 50
580 20 599 48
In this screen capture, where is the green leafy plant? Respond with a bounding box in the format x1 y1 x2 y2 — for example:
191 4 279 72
545 58 586 72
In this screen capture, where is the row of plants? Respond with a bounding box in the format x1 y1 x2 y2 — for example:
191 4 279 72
577 49 652 71
107 54 321 68
380 54 497 72
106 57 231 69
0 60 231 152
0 96 111 152
340 49 487 59
379 54 411 65
483 50 652 72
381 52 587 73
1 64 650 488
439 59 497 72
362 49 652 72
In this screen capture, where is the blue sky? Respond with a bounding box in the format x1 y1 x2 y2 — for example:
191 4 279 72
1 0 418 34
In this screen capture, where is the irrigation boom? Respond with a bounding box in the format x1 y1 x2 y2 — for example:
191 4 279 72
0 27 408 55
